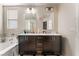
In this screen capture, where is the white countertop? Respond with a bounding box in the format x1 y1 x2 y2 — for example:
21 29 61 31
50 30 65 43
18 33 61 36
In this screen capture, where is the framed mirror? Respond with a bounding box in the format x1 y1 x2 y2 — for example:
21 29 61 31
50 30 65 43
24 8 37 33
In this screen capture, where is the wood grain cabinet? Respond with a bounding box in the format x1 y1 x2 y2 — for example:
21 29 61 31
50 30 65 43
18 35 62 56
43 36 62 55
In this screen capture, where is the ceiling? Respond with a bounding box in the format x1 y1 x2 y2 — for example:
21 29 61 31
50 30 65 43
3 3 59 7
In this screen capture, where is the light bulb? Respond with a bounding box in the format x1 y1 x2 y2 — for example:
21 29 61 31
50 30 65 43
46 7 53 11
26 8 31 13
31 8 36 14
25 8 36 14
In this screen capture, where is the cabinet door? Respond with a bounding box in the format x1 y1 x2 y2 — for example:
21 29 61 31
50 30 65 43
43 36 61 52
27 36 36 51
43 36 52 51
51 36 61 52
19 36 29 51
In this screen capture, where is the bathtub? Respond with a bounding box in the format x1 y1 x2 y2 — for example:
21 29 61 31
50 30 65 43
0 37 18 56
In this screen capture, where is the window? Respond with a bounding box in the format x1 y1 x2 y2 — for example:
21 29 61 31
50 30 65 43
8 19 17 29
7 9 18 29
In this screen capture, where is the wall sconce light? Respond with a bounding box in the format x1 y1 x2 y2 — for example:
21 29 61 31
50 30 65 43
46 7 53 11
25 8 36 14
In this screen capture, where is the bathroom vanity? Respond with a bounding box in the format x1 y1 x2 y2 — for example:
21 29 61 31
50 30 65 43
18 34 62 56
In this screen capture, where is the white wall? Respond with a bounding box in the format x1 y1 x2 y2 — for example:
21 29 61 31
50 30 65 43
3 6 58 36
58 4 77 56
75 4 79 56
0 4 3 35
0 4 3 42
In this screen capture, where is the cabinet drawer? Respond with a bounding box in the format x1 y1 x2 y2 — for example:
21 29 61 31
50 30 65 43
36 48 43 51
37 43 42 45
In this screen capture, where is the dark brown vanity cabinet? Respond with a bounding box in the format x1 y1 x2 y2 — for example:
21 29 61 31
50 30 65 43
18 35 62 56
18 36 36 55
43 36 62 55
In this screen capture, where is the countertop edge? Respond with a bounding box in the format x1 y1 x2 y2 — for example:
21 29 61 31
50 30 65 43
18 34 61 36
